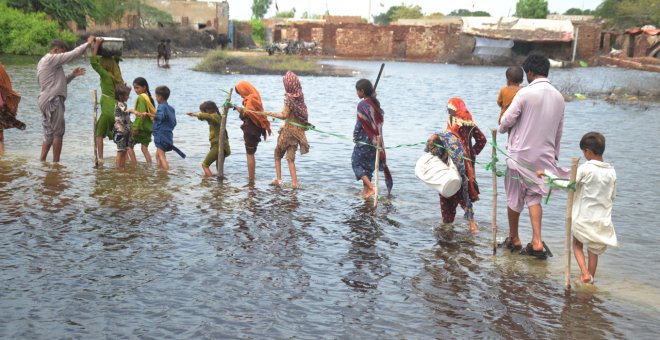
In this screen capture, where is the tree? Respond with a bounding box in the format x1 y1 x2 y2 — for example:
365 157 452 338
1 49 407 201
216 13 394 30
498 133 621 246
301 11 320 19
274 7 295 18
373 4 423 25
425 12 444 19
447 9 490 17
596 0 659 28
7 0 96 28
514 0 549 19
564 8 594 15
251 0 272 19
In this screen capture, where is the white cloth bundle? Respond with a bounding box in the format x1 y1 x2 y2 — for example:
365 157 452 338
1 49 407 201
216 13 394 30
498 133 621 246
415 153 462 198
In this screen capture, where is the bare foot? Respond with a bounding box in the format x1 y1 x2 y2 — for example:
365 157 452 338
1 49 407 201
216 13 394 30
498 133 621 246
271 179 282 186
469 220 479 233
362 188 375 199
292 181 298 189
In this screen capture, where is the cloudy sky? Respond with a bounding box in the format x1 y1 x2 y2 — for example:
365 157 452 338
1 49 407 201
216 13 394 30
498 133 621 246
224 0 603 20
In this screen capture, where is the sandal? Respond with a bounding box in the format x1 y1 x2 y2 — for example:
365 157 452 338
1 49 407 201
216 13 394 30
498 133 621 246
519 243 548 260
498 237 523 252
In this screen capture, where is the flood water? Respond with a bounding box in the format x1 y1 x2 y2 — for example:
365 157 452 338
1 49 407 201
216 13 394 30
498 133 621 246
1 55 659 338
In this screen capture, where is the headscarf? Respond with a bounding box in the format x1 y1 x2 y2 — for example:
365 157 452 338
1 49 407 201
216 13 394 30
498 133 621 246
0 63 21 115
357 95 393 194
99 56 124 88
446 97 479 201
283 71 308 123
235 80 271 137
446 97 476 138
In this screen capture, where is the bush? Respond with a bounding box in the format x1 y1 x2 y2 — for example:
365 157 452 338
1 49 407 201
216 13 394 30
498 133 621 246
0 3 76 55
250 19 265 46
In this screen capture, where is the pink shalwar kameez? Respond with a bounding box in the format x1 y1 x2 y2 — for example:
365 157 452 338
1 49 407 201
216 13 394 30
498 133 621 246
498 78 569 212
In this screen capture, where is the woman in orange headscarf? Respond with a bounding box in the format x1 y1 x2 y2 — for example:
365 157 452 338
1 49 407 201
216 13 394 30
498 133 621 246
233 80 271 185
0 63 25 155
445 97 487 232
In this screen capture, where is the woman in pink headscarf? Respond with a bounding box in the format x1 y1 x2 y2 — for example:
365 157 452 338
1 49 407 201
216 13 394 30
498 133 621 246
263 71 310 188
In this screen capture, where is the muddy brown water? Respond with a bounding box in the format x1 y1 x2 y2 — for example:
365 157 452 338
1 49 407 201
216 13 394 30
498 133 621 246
1 56 659 338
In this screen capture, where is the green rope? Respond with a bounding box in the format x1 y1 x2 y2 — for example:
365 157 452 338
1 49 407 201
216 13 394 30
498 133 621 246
224 101 577 202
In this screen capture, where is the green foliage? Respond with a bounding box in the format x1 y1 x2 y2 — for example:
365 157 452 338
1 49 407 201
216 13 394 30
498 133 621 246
250 19 266 46
251 0 272 19
425 12 444 19
274 7 295 18
596 0 659 28
447 9 490 17
373 4 423 25
92 0 125 25
514 0 549 19
122 1 174 26
564 8 594 15
7 0 95 27
0 3 76 55
301 11 320 19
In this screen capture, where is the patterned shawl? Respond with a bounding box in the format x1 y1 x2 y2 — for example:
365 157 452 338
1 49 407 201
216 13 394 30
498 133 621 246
235 80 271 137
0 63 21 115
357 96 393 194
446 97 479 201
283 71 308 123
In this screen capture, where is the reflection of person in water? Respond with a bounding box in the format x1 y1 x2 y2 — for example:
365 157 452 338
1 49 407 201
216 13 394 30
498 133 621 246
341 203 390 290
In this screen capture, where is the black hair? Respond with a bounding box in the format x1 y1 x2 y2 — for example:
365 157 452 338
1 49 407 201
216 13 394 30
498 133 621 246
506 66 524 84
114 83 131 101
355 78 380 109
50 39 70 51
132 77 155 106
155 86 170 100
580 131 606 156
199 101 220 114
522 54 550 77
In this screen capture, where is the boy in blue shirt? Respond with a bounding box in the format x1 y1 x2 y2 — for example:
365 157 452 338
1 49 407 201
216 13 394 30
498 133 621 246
143 86 184 170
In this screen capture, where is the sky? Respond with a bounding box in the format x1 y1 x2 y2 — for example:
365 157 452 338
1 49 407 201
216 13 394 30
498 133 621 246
224 0 604 21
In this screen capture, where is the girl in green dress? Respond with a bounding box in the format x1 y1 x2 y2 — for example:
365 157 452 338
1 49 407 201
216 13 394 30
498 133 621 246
91 38 131 163
128 77 156 164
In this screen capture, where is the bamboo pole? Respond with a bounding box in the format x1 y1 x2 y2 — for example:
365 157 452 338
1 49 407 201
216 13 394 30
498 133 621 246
491 129 497 255
93 90 98 168
217 88 233 179
373 135 381 208
564 157 580 291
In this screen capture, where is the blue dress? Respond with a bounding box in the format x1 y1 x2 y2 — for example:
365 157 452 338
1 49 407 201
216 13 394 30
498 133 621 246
352 120 381 180
153 102 185 158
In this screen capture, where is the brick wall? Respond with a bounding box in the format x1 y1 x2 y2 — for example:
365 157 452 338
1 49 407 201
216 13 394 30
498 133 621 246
575 24 601 62
335 26 394 58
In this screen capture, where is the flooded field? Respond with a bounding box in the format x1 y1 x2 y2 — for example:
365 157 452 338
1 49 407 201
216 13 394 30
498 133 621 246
1 56 659 338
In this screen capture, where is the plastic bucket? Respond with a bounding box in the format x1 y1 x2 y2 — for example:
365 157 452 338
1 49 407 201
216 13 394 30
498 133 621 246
94 37 125 57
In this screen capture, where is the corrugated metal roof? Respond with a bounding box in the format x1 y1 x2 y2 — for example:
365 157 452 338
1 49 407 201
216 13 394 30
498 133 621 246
461 17 574 42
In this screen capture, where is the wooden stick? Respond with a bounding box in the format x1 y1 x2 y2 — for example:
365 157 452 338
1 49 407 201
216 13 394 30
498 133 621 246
564 157 580 291
93 90 98 168
491 129 497 255
373 135 381 208
374 63 385 90
217 88 233 179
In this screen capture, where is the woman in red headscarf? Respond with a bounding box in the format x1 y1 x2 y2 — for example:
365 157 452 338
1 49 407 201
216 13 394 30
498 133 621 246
0 63 25 155
444 98 487 232
262 71 310 188
233 80 271 185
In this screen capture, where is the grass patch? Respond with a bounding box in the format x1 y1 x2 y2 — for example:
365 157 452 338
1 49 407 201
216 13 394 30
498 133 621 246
194 50 350 76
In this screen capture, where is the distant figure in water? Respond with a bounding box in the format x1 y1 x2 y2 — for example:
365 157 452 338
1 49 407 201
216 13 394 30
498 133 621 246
186 101 231 177
539 132 618 284
0 63 26 155
496 66 523 124
164 39 172 67
157 40 166 67
351 79 393 198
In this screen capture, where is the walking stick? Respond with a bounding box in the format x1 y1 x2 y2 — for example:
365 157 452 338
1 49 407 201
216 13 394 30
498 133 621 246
564 157 580 291
93 89 98 168
372 63 385 207
373 136 382 207
491 129 498 255
217 88 233 179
